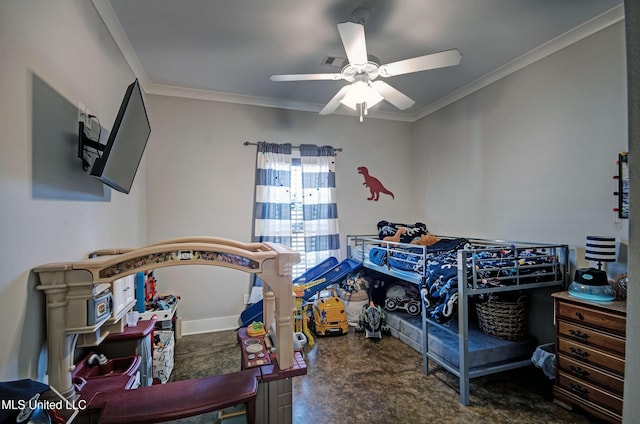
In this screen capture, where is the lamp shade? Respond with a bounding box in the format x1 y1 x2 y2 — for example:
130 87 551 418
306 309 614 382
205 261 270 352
585 236 616 263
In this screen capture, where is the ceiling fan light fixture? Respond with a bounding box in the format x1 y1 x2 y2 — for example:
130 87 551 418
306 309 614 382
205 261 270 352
340 80 383 110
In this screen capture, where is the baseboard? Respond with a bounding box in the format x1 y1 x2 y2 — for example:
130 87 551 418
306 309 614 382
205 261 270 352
181 315 239 335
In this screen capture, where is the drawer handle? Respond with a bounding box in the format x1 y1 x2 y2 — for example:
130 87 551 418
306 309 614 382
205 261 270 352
569 365 590 378
569 383 590 397
575 311 584 320
569 329 590 341
569 347 590 359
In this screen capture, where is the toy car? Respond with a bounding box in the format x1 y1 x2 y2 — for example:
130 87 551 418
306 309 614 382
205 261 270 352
310 287 349 336
384 296 421 316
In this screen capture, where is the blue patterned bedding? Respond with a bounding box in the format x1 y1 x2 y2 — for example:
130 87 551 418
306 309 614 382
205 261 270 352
369 238 469 273
368 239 559 324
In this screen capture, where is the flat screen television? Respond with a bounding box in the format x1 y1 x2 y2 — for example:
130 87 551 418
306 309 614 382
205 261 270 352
84 79 151 194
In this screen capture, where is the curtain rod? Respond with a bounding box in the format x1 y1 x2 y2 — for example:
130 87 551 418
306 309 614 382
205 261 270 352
243 141 343 152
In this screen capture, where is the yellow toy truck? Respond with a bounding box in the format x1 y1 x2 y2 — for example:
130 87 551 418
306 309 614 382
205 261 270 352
310 287 349 336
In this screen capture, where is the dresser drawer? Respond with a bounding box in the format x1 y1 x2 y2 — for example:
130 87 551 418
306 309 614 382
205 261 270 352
557 302 626 335
558 320 625 356
557 338 625 375
557 372 623 415
557 354 625 395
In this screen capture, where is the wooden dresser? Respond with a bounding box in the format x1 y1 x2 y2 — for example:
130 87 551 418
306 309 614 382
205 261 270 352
552 291 627 423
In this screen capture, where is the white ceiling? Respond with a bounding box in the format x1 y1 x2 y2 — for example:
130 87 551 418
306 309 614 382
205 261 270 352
93 0 624 122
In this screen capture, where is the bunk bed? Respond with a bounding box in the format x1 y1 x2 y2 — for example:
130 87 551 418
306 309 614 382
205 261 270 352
346 233 569 405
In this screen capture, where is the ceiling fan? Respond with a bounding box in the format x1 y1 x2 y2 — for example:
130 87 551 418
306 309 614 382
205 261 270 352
270 7 462 121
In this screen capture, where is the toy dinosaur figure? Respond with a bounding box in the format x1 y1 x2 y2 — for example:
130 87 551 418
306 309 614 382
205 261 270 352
357 166 394 201
355 301 391 339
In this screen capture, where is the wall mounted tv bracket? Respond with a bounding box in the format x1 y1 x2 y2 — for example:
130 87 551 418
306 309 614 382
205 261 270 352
78 116 104 172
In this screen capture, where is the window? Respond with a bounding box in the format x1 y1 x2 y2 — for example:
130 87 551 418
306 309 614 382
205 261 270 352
289 159 307 278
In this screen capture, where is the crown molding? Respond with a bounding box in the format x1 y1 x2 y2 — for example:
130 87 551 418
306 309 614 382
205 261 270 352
91 0 149 89
142 81 414 122
413 4 625 121
92 1 623 123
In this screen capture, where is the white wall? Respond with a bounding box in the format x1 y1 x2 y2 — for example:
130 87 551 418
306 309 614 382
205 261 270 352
145 95 412 332
411 22 628 248
0 0 147 381
410 22 628 345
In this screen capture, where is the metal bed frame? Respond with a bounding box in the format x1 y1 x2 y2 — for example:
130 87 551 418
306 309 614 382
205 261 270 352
347 234 569 405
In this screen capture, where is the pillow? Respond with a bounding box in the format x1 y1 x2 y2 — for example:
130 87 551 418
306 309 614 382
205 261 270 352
377 220 428 243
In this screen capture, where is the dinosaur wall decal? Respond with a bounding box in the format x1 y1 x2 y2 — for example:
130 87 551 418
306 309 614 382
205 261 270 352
357 166 394 201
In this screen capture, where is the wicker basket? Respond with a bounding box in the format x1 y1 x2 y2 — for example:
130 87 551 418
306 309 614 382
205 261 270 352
475 296 528 341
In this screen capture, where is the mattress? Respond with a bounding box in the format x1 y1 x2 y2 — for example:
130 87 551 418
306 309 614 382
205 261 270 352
385 312 536 370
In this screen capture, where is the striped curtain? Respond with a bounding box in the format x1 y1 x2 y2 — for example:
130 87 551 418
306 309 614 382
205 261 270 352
252 142 341 277
299 144 341 268
253 142 293 246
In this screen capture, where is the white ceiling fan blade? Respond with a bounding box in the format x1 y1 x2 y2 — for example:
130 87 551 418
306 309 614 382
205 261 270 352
270 73 343 82
379 49 462 77
319 85 352 115
337 22 368 65
371 81 415 110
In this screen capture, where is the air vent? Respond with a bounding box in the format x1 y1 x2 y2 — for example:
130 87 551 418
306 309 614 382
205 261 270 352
322 55 347 68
